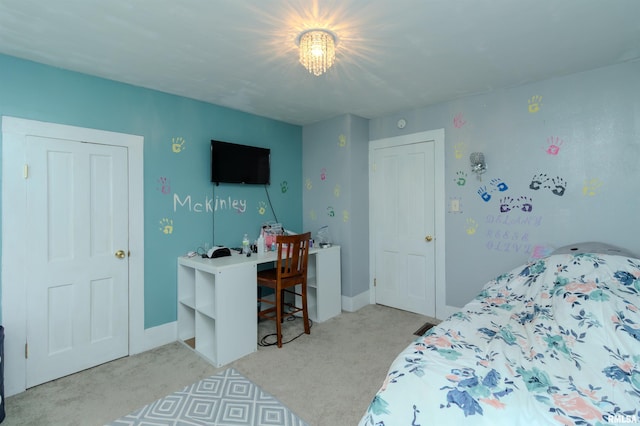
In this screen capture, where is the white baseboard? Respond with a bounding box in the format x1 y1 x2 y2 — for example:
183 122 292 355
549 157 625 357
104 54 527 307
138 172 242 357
339 290 461 323
135 321 178 354
341 290 371 312
439 305 461 321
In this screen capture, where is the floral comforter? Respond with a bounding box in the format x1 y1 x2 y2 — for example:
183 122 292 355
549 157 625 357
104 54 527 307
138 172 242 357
360 253 640 425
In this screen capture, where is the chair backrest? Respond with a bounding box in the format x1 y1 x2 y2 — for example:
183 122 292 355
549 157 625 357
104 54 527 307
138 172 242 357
275 232 311 282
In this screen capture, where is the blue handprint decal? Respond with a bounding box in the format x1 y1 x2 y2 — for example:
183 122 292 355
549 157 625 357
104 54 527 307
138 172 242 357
478 187 491 202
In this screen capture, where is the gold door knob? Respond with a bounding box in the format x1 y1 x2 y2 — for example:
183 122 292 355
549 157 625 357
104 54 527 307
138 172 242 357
425 235 433 242
115 250 126 259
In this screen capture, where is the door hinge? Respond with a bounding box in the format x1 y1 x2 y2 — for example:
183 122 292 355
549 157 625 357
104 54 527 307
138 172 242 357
374 278 377 287
25 342 28 359
23 164 29 179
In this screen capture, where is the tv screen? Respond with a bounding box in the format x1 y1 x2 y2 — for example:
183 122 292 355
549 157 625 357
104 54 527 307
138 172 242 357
211 140 270 185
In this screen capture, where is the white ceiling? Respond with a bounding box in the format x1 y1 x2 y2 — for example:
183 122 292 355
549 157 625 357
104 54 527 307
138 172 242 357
0 0 638 126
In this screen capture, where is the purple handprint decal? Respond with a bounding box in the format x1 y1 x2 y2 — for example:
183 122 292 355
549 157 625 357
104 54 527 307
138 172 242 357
517 196 533 212
156 176 171 195
499 196 514 213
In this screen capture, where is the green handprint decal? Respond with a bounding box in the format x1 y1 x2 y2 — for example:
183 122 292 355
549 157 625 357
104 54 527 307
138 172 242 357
454 171 467 186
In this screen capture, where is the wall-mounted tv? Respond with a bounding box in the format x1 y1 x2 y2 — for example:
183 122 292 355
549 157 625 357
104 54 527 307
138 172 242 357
210 140 271 185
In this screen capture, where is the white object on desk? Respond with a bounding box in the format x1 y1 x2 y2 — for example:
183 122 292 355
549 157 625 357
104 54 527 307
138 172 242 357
177 246 341 367
257 234 265 256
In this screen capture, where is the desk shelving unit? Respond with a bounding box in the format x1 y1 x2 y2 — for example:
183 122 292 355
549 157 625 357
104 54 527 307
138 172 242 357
177 260 257 367
304 245 341 322
177 245 341 367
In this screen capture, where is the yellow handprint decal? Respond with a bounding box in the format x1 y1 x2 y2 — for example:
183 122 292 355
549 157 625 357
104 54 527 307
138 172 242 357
454 142 467 160
466 218 478 235
159 218 174 234
309 209 317 221
257 201 267 215
528 96 543 113
305 178 313 190
172 137 186 153
342 210 349 222
334 184 341 197
338 134 347 147
583 178 603 196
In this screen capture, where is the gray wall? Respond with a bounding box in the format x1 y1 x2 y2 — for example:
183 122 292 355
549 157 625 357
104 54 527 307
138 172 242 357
369 60 640 307
303 114 370 298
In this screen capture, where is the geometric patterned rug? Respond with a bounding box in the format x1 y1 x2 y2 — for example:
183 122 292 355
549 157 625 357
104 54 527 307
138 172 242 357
106 368 308 426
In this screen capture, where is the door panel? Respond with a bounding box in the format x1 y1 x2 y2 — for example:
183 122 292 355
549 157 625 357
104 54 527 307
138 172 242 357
373 140 436 316
25 136 129 388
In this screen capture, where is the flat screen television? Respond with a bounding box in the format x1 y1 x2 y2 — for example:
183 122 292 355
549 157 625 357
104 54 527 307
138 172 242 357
211 140 270 185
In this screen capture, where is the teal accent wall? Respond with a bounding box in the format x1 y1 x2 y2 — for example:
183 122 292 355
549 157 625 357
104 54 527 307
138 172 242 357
0 54 302 328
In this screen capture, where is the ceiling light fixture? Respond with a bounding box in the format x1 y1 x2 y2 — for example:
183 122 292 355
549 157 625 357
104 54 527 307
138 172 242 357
297 29 337 76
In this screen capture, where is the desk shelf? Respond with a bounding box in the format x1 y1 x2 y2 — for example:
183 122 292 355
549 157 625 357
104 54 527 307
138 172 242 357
177 259 258 367
297 246 341 322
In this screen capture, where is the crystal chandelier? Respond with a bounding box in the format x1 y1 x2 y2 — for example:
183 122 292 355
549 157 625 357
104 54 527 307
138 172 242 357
297 29 336 76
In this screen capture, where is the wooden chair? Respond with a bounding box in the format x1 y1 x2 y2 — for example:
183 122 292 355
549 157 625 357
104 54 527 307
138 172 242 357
257 232 311 348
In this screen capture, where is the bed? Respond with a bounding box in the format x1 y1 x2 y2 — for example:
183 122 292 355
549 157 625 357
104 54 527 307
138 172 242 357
359 243 640 425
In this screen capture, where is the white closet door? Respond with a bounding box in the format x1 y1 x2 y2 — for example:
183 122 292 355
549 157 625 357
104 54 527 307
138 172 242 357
25 136 129 388
372 140 436 316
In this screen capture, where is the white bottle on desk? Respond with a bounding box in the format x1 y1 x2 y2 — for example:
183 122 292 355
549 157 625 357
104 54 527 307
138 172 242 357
257 234 265 256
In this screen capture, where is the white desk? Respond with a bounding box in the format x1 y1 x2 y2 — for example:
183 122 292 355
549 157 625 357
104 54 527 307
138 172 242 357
177 245 341 367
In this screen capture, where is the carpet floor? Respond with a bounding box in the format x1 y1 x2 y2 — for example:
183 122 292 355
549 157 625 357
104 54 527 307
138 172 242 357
3 304 433 426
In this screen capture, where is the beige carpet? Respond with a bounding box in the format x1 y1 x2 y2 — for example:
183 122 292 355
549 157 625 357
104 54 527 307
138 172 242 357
3 304 431 426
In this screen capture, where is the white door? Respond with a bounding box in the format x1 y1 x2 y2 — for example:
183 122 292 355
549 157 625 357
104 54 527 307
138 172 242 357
371 139 437 316
24 136 129 387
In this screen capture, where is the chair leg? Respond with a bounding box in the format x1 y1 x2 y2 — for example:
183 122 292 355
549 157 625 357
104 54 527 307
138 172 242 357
302 286 310 334
275 286 283 348
257 286 262 322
